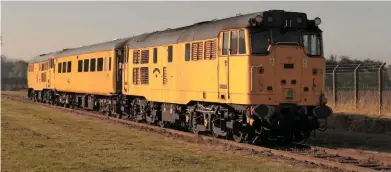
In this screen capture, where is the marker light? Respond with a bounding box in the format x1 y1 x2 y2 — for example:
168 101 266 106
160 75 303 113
267 16 273 23
255 15 263 23
314 17 321 26
296 16 303 24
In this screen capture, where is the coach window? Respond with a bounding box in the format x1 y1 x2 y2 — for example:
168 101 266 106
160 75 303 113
58 63 62 73
168 45 173 63
90 58 96 72
78 60 83 72
222 32 229 55
62 62 66 73
230 31 238 55
109 57 112 71
67 61 72 73
185 43 190 61
97 58 103 71
153 48 158 64
84 59 89 72
239 30 246 54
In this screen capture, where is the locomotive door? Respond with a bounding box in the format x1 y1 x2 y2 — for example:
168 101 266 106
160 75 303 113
218 31 230 100
115 48 125 94
123 48 129 93
48 59 53 88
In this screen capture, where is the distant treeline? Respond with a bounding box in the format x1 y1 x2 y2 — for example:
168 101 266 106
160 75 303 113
1 55 28 90
1 54 390 90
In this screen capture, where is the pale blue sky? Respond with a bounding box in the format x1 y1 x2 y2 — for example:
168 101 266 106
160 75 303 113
1 1 391 64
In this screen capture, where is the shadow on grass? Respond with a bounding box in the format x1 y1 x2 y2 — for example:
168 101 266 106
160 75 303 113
308 112 391 153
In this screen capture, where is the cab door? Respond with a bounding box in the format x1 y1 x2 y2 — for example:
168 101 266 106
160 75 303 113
115 48 125 94
122 47 129 93
48 60 52 88
218 31 230 101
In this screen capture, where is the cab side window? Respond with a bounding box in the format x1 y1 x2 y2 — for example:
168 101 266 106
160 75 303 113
62 62 66 73
222 30 247 56
222 32 229 55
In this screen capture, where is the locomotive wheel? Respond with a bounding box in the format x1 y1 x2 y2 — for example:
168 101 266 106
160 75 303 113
232 130 245 143
159 121 166 128
117 114 123 119
211 128 219 138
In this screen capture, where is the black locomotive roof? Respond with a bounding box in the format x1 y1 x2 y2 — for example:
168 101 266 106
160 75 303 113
30 10 311 63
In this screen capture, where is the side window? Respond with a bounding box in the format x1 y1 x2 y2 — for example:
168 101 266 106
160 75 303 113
109 57 112 71
58 63 62 73
90 58 96 72
185 43 190 61
97 58 103 71
78 60 83 72
67 61 71 73
239 30 246 54
168 46 173 62
84 59 89 72
153 48 158 64
62 62 66 73
222 32 229 55
230 31 238 55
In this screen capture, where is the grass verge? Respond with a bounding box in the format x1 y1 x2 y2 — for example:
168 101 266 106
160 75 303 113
1 98 324 172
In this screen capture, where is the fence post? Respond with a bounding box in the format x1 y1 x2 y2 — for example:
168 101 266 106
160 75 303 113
378 63 386 115
354 64 361 107
332 65 339 106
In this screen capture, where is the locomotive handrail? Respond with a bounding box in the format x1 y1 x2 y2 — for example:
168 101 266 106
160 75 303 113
250 65 264 91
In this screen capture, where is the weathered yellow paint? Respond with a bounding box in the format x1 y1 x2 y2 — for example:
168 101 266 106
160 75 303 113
28 27 325 107
28 50 117 95
124 28 325 106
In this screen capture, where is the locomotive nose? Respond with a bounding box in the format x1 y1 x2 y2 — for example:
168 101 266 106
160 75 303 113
273 45 304 103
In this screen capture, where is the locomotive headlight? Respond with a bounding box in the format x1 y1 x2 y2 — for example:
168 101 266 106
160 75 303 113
314 17 321 26
255 15 263 23
296 16 303 24
267 16 273 23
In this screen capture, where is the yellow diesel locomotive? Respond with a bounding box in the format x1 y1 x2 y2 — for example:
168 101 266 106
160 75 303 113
27 10 332 144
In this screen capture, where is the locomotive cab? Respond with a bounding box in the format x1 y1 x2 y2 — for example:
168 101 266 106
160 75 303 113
244 10 333 142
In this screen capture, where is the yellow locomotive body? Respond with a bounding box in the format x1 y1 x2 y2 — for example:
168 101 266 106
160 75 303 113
27 10 332 143
124 32 326 106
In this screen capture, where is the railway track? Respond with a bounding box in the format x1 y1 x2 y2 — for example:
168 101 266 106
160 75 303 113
2 93 391 172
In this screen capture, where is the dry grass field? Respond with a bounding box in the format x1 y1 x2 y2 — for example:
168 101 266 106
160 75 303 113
1 98 326 172
324 90 391 117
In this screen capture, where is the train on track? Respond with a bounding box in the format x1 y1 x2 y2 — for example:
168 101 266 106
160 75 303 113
27 10 333 144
